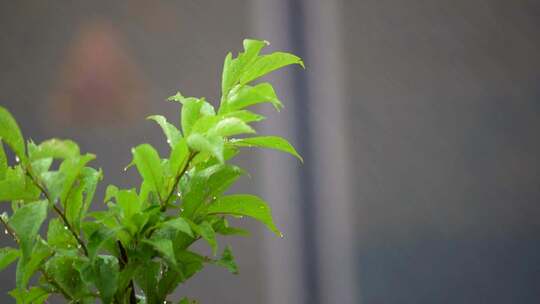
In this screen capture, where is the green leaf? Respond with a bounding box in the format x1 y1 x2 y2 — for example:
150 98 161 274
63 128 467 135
59 154 96 204
190 221 217 255
80 167 102 215
160 217 194 237
216 245 239 274
45 255 89 300
230 136 303 162
168 138 189 178
239 52 304 85
0 167 40 202
204 164 244 199
9 200 48 258
0 106 26 163
17 239 52 289
65 180 84 233
147 115 182 147
30 157 53 175
28 139 80 160
131 144 164 200
47 218 78 250
9 286 49 304
104 184 119 203
207 194 281 235
221 39 269 97
221 110 266 123
181 98 216 136
209 117 255 137
143 238 177 268
0 247 20 271
187 133 224 163
225 83 282 112
0 140 7 180
117 189 142 220
174 250 205 281
221 52 236 97
135 260 160 304
87 227 116 260
93 255 119 304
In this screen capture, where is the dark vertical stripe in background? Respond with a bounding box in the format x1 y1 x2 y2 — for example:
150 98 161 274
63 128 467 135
287 1 321 304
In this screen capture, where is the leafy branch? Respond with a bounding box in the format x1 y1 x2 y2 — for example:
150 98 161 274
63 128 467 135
0 38 304 304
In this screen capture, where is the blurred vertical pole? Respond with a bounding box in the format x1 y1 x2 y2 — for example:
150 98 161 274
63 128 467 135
252 0 358 303
301 1 358 303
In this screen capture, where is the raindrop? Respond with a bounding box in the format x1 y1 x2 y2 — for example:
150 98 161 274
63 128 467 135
14 156 19 163
64 226 68 230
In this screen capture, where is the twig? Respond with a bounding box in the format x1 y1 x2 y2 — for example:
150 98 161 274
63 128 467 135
26 170 89 256
161 152 198 211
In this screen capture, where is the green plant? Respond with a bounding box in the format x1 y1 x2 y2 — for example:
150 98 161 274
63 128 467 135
0 39 303 304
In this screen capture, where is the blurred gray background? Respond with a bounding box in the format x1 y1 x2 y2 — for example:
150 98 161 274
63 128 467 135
1 0 540 303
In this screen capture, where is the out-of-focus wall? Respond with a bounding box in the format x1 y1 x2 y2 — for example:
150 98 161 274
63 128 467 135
342 1 540 303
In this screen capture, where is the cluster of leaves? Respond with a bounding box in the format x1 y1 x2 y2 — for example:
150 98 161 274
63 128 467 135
0 39 303 304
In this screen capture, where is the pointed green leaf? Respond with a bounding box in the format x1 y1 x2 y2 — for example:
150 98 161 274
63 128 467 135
17 239 52 289
209 117 255 137
190 221 217 255
9 286 49 304
117 189 142 220
28 139 80 160
225 83 282 112
131 144 164 200
221 39 269 97
147 115 182 147
181 98 215 136
230 136 303 162
221 110 266 123
0 106 26 163
0 140 7 180
0 247 19 271
0 167 40 202
45 255 89 300
93 255 119 304
207 194 280 235
80 167 102 215
60 154 96 204
168 138 189 177
160 217 194 237
187 133 224 163
87 227 117 260
135 260 161 304
239 52 304 85
9 200 48 258
47 218 78 250
216 245 238 274
143 238 177 267
104 184 119 203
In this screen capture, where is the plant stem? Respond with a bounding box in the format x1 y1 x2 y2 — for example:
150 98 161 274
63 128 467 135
161 151 198 212
26 170 89 256
117 241 137 304
0 217 18 242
